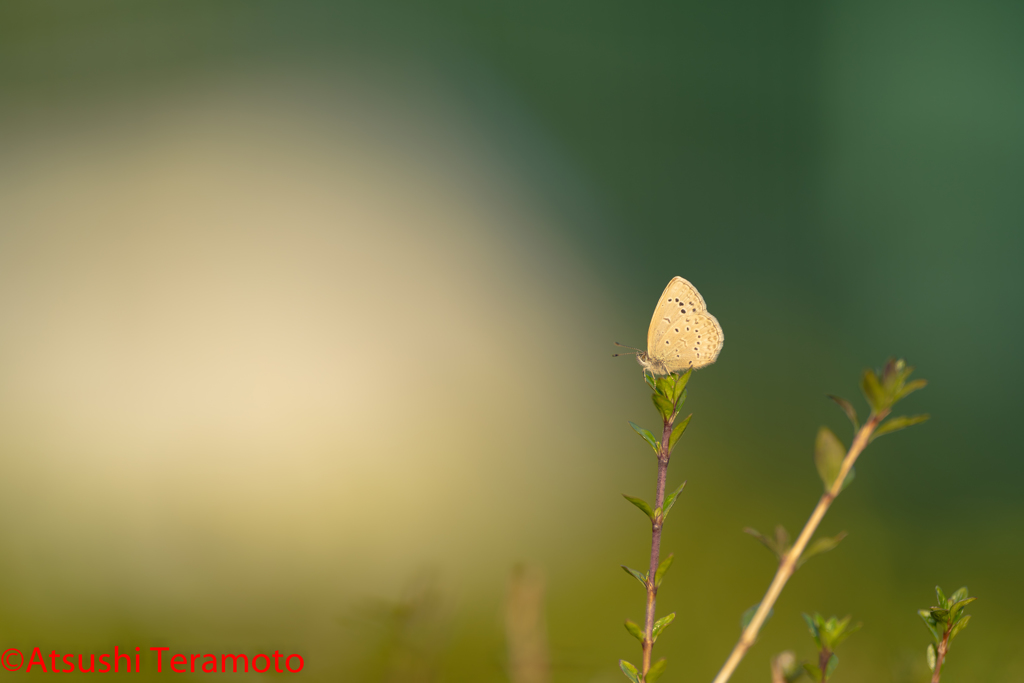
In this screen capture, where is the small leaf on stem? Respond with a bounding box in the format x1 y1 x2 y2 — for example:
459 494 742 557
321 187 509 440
622 494 655 521
824 653 838 680
803 613 822 649
896 378 928 401
950 613 971 639
629 421 661 455
744 527 782 561
796 532 848 568
652 392 674 420
814 426 853 492
654 553 674 587
870 414 930 442
926 643 937 671
621 565 648 588
881 358 901 392
830 618 861 649
619 659 641 683
662 481 687 521
949 596 976 621
918 610 941 643
803 662 823 683
624 619 644 642
860 369 887 413
672 370 692 403
652 612 676 641
827 395 860 431
647 658 668 683
668 414 692 453
655 376 677 403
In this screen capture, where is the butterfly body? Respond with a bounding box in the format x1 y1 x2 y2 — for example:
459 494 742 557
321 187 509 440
617 277 724 376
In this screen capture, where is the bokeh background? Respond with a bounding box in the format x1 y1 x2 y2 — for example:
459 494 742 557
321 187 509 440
1 1 1023 681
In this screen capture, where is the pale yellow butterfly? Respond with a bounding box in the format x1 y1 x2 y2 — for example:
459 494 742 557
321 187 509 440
614 276 724 376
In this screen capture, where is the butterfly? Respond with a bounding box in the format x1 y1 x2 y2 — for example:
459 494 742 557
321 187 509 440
614 276 724 376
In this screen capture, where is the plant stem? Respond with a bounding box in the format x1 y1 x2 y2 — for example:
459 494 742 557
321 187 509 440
931 628 950 683
710 411 888 683
819 648 832 682
640 413 674 681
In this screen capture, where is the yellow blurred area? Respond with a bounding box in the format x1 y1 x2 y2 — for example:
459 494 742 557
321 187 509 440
0 75 613 611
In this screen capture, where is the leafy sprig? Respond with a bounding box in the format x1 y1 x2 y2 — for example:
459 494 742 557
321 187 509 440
711 359 929 683
801 613 861 682
919 586 975 682
619 370 692 683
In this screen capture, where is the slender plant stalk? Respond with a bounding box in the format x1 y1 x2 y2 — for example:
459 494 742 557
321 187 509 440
818 647 832 680
931 627 950 683
710 409 889 683
641 417 674 679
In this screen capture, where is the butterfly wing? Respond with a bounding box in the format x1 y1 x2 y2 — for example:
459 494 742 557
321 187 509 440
646 277 724 373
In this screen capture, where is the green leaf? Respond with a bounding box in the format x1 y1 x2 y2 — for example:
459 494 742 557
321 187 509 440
950 613 971 639
926 643 937 671
827 395 860 431
930 608 950 624
645 373 657 392
744 527 782 561
860 369 887 413
741 603 773 633
622 494 655 521
870 414 930 442
895 378 928 401
662 481 687 521
803 662 823 683
948 587 969 605
655 375 675 399
654 553 674 588
624 619 644 642
652 392 674 420
621 565 648 588
881 358 902 392
647 658 667 683
619 659 641 683
675 388 687 410
829 618 861 649
797 532 848 568
814 426 852 492
652 612 675 641
629 421 661 455
668 414 692 453
824 653 838 680
803 613 822 649
935 586 947 608
672 370 692 403
950 596 976 621
918 610 941 643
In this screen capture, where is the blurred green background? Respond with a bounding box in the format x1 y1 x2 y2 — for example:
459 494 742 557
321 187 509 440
1 1 1022 681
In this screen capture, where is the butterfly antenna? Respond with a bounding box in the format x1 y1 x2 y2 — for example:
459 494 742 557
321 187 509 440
612 342 643 358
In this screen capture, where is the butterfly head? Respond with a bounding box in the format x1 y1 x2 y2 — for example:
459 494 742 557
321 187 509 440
636 353 670 377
